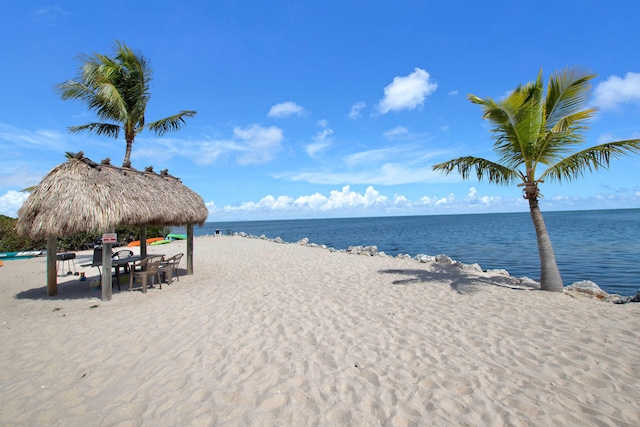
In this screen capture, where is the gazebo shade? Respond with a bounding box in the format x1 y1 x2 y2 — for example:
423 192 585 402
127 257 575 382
17 156 208 239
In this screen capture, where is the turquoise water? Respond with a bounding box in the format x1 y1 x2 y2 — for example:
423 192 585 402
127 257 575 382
182 209 640 296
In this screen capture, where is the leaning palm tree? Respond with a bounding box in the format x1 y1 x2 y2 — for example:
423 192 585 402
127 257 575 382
56 41 196 166
433 67 640 292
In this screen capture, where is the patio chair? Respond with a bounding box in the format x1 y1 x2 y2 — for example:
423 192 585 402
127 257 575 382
111 249 134 290
129 255 164 293
159 253 184 284
80 247 110 275
112 249 134 260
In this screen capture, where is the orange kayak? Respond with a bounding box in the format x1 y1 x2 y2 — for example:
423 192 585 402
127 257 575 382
127 237 164 247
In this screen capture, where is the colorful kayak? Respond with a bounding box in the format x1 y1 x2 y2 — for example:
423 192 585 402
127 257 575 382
150 239 171 246
127 237 165 247
166 233 187 240
0 251 44 259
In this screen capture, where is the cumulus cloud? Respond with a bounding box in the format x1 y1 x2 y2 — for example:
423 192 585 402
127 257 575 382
221 185 387 213
267 101 307 118
0 190 30 218
393 194 409 206
348 102 367 120
465 187 498 205
205 186 640 220
376 68 437 115
305 120 334 158
593 72 640 110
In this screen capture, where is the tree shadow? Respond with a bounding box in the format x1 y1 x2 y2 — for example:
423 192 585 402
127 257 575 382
379 265 538 295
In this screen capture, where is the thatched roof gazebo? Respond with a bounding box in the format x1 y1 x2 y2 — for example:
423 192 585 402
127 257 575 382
16 153 209 300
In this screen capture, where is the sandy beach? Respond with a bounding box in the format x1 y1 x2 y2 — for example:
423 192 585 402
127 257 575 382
1 235 638 426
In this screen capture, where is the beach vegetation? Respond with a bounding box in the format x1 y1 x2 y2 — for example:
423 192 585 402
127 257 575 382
433 67 640 292
0 214 45 252
56 41 196 166
1 213 167 252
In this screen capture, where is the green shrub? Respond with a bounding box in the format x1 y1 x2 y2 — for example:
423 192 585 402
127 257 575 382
0 215 46 252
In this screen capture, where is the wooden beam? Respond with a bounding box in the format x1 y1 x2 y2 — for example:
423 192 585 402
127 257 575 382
46 236 57 296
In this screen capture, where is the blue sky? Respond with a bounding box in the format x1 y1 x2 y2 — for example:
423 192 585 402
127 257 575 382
2 1 640 221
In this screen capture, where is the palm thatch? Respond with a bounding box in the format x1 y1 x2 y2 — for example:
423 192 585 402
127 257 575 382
17 154 208 239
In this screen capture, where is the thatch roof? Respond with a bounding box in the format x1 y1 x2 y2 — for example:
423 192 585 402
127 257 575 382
17 154 209 239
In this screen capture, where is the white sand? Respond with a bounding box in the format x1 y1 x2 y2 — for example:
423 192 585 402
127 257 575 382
1 236 639 426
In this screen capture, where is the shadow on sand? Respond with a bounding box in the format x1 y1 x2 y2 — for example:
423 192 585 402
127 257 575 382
14 268 187 301
379 264 537 295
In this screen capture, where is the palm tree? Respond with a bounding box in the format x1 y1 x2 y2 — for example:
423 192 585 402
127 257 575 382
433 67 640 292
56 41 196 166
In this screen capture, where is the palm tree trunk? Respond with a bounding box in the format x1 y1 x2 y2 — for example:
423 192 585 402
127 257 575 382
528 197 564 292
123 135 134 166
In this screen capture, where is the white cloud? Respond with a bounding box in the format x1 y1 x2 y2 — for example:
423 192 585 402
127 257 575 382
294 192 329 210
206 186 640 221
298 186 384 211
448 90 459 96
222 185 387 213
382 126 429 141
141 125 285 166
32 6 72 23
278 163 446 186
465 186 498 205
0 122 68 151
394 194 409 206
267 101 307 118
593 72 640 110
0 164 45 188
305 120 333 158
228 195 295 212
376 68 437 114
234 125 284 165
279 144 452 186
0 190 30 218
348 102 366 120
383 126 410 140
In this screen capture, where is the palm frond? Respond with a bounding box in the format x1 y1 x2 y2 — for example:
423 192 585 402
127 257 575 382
541 138 640 183
432 156 519 185
545 67 597 130
147 110 197 136
68 123 121 139
469 91 538 169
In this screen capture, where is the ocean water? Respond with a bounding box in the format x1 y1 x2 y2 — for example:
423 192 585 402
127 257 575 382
181 209 640 296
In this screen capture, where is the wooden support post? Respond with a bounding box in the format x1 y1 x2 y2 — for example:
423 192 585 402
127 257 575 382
101 234 113 302
140 226 147 260
46 235 57 296
187 223 194 275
